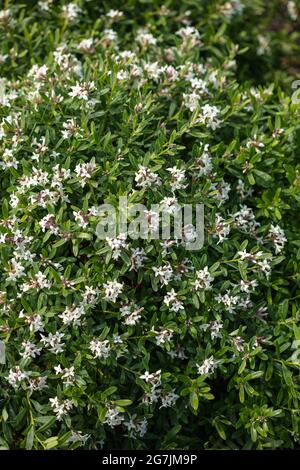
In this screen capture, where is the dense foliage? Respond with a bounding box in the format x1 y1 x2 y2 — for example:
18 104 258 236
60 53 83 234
0 0 300 450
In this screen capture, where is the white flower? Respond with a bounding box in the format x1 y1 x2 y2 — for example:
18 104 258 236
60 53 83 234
221 0 244 19
144 62 163 80
119 50 136 61
54 365 75 386
164 65 178 82
9 193 19 208
21 340 41 359
160 239 178 256
82 286 99 307
120 304 143 325
74 162 97 186
61 118 80 139
104 406 124 428
196 356 217 375
59 304 85 325
137 29 157 48
40 332 65 354
257 35 270 56
38 1 53 12
103 29 118 42
211 180 231 205
214 214 230 244
201 321 223 340
152 327 173 346
168 345 187 360
143 210 160 232
107 9 123 20
19 312 44 332
210 321 223 339
236 179 253 199
61 3 81 21
73 210 89 228
257 259 272 278
0 10 11 23
190 77 208 93
5 259 25 281
124 416 148 438
130 248 147 271
116 69 129 81
288 1 298 20
239 279 258 293
28 64 48 82
239 296 252 309
194 266 214 290
77 38 94 53
106 233 128 260
163 289 184 312
160 390 179 408
196 144 212 176
0 149 18 169
135 165 161 188
89 339 111 359
68 431 90 445
142 388 160 405
216 292 239 313
28 376 48 391
32 271 52 289
237 250 263 262
39 214 59 234
7 367 28 388
50 396 73 420
197 104 221 130
153 264 173 286
176 27 201 48
183 92 200 112
69 81 95 100
139 370 161 386
267 225 287 254
246 135 265 152
0 54 8 64
233 336 245 352
167 166 187 191
103 280 124 302
182 224 197 244
160 197 179 214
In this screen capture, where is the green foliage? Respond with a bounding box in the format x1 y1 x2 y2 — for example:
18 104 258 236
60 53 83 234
0 0 299 450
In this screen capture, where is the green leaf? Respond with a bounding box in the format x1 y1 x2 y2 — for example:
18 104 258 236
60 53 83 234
238 360 246 374
253 169 273 187
0 341 5 364
214 420 226 440
2 408 8 422
112 399 132 407
281 364 293 387
2 199 8 218
244 371 264 381
36 416 56 433
25 425 35 450
239 385 245 403
247 173 255 185
101 386 118 399
250 425 257 442
44 436 59 450
190 392 199 411
192 294 199 308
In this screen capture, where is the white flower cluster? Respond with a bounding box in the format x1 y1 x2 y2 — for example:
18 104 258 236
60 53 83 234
0 2 292 448
89 339 111 359
196 356 218 376
49 396 73 420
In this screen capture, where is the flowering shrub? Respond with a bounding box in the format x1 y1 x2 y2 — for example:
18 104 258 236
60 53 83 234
0 0 300 450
